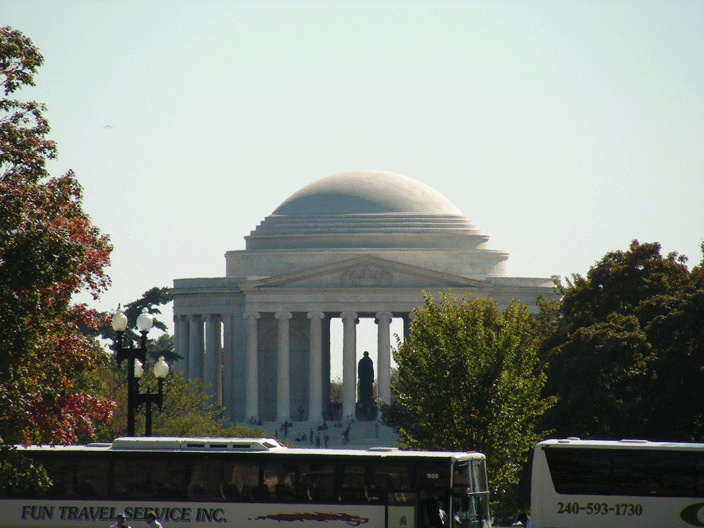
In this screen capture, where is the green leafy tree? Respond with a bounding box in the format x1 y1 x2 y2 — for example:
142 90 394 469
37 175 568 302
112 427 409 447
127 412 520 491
385 291 553 522
87 360 265 440
329 376 342 404
541 240 704 441
151 333 175 363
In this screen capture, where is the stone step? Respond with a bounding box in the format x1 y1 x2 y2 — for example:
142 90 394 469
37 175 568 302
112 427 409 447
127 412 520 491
255 420 399 449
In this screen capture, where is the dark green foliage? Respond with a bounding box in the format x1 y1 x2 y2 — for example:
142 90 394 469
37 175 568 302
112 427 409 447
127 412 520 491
121 286 173 334
88 286 181 364
0 441 51 496
542 240 704 441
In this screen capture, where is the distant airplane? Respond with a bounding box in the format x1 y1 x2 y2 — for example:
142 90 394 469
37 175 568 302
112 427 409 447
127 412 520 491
102 125 115 129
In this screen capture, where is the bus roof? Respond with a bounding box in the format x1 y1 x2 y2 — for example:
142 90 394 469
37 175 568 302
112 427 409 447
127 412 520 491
538 437 704 451
17 437 485 460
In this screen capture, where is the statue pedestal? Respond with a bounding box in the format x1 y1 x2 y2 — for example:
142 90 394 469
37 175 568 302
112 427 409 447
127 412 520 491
355 400 378 421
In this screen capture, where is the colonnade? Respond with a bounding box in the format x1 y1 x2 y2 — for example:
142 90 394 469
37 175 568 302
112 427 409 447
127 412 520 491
173 310 401 423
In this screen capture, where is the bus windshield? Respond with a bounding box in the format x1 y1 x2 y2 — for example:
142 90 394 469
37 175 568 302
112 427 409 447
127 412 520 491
451 460 491 528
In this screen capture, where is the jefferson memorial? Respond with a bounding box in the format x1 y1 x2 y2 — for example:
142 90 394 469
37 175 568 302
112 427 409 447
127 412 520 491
171 170 555 424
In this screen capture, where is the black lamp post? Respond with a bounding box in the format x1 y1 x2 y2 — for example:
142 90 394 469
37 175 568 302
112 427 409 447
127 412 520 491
134 355 169 436
111 306 153 436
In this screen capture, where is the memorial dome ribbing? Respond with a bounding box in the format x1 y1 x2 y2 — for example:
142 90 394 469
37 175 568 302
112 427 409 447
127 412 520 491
246 171 489 251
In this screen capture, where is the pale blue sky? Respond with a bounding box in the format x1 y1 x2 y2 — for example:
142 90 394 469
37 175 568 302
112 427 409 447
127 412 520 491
3 1 703 375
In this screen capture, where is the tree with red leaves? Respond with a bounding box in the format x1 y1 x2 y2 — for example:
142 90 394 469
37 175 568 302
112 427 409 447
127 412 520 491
0 26 114 451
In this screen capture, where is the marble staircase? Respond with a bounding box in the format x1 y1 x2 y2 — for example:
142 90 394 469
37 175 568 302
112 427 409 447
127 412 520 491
253 419 399 449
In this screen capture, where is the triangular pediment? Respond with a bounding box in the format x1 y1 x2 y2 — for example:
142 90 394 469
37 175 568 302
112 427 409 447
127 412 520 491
240 256 488 291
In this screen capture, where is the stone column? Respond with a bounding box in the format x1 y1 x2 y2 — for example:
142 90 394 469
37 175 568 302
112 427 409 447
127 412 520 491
322 315 331 413
188 315 203 380
221 313 234 419
341 311 358 420
276 311 292 422
205 315 221 403
244 312 260 421
307 311 325 422
376 311 393 404
174 315 188 376
404 312 416 339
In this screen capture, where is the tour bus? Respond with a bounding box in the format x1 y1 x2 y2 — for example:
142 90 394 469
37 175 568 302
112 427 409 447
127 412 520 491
531 438 704 528
1 437 492 528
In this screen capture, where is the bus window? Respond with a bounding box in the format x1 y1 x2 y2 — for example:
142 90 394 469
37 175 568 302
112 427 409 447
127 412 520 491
544 447 611 495
452 462 469 489
187 458 258 502
452 460 489 493
611 451 662 495
188 459 217 501
19 454 109 499
659 451 696 497
263 463 296 501
72 455 110 499
470 460 488 492
340 464 380 502
340 465 370 502
298 463 335 502
113 455 185 500
230 461 259 502
340 463 410 503
419 495 449 528
378 464 411 492
418 462 451 489
545 446 704 497
452 493 489 528
18 456 72 498
390 491 417 505
610 450 699 497
696 454 704 495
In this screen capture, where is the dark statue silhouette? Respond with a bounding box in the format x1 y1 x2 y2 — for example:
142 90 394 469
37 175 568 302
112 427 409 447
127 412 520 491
356 351 377 420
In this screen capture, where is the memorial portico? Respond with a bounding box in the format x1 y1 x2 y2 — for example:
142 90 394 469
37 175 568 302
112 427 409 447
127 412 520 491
172 171 557 423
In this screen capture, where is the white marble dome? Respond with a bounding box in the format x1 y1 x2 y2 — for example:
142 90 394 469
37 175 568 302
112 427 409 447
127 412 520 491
246 170 489 251
273 170 463 215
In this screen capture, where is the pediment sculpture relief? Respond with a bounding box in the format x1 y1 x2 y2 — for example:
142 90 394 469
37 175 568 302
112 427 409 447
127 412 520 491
340 267 393 287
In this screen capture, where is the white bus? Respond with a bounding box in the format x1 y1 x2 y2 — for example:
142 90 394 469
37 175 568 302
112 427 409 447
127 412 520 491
2 437 492 528
531 438 704 528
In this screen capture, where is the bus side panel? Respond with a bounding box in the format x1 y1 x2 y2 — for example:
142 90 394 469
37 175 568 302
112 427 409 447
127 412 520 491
531 447 704 528
530 493 704 528
0 500 386 528
530 446 552 528
388 504 415 528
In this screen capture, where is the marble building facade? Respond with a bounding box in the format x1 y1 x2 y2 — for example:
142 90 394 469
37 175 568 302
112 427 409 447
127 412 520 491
171 171 556 423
